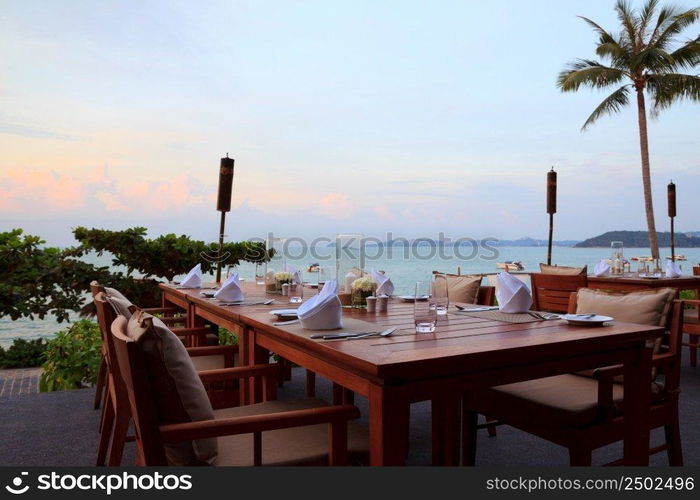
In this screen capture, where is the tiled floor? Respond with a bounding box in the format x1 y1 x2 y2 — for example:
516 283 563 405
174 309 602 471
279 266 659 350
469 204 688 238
0 368 41 400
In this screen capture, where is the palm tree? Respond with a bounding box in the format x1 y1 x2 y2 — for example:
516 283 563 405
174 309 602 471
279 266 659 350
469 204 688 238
558 0 700 258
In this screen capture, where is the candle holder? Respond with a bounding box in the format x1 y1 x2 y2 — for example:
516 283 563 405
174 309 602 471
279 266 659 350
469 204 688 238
336 233 365 293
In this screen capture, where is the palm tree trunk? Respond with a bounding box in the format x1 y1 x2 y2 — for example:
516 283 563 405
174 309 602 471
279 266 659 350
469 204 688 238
635 85 659 259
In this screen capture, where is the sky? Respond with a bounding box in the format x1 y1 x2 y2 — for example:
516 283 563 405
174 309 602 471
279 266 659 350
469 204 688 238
1 0 698 247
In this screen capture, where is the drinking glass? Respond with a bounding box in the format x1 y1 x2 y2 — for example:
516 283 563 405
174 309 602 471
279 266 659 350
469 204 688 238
254 263 266 285
414 282 437 334
432 274 449 316
288 281 304 303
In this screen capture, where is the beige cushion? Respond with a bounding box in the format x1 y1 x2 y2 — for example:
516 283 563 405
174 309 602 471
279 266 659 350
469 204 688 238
191 355 226 371
213 398 368 466
432 273 482 304
475 374 662 429
539 263 587 275
104 287 134 318
126 310 217 465
575 287 676 329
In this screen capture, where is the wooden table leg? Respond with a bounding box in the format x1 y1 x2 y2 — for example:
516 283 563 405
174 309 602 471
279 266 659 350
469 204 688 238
248 328 270 403
431 395 461 466
623 342 653 465
369 384 409 466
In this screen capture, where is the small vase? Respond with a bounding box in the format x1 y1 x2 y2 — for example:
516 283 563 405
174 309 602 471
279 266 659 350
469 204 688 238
351 289 374 309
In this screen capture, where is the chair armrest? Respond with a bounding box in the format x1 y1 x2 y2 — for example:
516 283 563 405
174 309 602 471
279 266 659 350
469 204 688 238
187 345 238 357
198 364 281 384
159 404 360 442
142 307 182 315
592 364 624 380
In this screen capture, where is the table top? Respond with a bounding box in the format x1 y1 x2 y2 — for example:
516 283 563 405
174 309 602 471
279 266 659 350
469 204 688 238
588 274 700 286
161 282 664 381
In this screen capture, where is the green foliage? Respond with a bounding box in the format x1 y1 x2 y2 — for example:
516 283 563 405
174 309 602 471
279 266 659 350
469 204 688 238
0 338 47 368
73 226 271 282
0 229 113 322
217 328 239 346
39 320 102 392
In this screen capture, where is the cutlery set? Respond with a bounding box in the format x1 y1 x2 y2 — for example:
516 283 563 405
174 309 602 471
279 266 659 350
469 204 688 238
310 327 397 341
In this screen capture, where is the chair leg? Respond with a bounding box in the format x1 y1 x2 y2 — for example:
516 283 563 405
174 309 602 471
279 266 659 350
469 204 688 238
93 356 107 410
305 370 316 398
568 445 592 466
689 334 698 368
665 403 683 466
108 411 130 466
485 415 498 437
462 406 478 466
96 399 115 466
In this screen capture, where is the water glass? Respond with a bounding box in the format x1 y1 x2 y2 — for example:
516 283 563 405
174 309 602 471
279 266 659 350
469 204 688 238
255 263 266 285
288 282 304 303
414 282 437 334
432 274 449 316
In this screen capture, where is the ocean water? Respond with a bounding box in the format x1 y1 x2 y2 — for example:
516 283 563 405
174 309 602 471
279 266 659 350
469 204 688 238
2 246 698 347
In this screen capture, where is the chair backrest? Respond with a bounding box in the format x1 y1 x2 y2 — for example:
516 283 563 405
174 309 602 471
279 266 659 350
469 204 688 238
90 280 105 298
477 286 496 306
530 273 588 313
110 315 168 465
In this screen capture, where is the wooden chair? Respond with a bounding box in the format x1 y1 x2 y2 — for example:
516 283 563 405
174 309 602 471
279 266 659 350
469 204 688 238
91 281 191 410
530 273 588 313
94 293 238 466
109 314 368 466
462 295 686 466
683 266 700 367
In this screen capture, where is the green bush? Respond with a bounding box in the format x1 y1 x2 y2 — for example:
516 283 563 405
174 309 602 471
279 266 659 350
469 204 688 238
217 328 239 346
0 338 47 368
39 320 102 392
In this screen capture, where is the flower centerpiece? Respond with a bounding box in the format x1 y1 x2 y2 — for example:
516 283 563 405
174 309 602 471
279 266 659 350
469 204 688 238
350 276 377 308
274 271 293 292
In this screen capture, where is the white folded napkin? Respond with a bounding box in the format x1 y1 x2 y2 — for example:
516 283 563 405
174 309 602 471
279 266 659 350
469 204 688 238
180 263 202 288
297 279 343 330
665 260 682 278
214 272 244 302
286 264 301 284
593 259 611 277
371 269 394 297
495 272 533 313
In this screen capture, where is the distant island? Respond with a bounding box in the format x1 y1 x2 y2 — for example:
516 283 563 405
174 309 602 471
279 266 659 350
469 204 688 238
575 231 700 248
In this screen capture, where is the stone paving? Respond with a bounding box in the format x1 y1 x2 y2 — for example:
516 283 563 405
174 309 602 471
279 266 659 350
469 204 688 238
0 367 42 400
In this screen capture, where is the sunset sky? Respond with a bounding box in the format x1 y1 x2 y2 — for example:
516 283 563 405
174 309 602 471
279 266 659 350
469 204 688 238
1 0 698 246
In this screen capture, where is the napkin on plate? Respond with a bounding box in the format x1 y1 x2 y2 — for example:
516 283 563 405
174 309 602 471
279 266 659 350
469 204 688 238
593 259 611 277
286 264 301 284
371 269 394 297
214 271 244 302
665 260 682 278
297 279 343 330
495 272 533 313
180 263 202 288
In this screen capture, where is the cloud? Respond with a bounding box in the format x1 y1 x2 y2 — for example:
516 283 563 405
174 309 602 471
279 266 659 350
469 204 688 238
0 123 77 141
0 168 88 211
318 192 353 218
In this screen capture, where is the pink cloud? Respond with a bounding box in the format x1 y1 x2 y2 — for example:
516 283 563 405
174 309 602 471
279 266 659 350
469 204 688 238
0 168 88 211
318 192 352 218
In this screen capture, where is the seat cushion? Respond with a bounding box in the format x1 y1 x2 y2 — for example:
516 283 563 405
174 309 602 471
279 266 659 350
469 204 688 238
105 288 135 319
472 374 662 429
539 263 587 275
126 310 217 465
191 355 226 371
432 273 482 304
213 398 369 466
575 287 676 329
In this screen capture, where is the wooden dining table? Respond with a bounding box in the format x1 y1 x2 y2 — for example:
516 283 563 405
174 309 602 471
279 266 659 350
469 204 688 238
588 273 700 295
160 281 662 466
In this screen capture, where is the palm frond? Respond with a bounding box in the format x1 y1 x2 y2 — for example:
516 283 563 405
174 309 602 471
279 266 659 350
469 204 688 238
638 0 661 42
630 46 676 72
581 86 632 130
649 4 684 43
615 0 640 48
557 59 626 92
646 73 700 115
653 8 700 50
578 15 618 43
668 36 700 70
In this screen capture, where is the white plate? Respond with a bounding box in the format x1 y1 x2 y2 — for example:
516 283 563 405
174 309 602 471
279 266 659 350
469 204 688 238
269 309 299 319
561 314 613 326
398 295 429 302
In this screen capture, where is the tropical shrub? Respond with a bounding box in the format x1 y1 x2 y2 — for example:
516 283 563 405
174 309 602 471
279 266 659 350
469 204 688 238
39 320 102 392
0 338 47 368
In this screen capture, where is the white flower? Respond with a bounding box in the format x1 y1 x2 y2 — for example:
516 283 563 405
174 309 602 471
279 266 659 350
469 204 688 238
351 276 378 293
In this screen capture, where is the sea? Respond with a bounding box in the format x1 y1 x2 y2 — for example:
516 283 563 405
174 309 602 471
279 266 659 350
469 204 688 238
2 246 698 348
